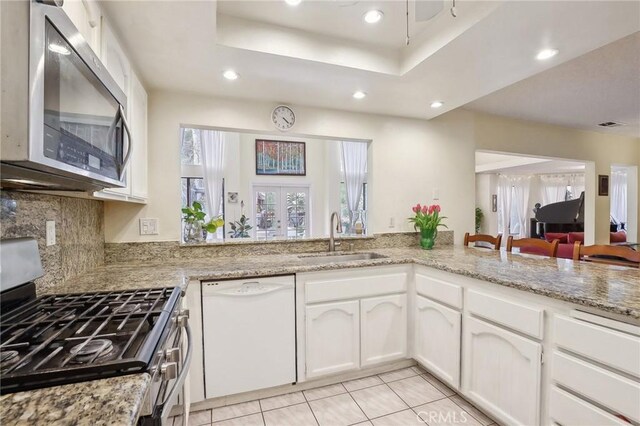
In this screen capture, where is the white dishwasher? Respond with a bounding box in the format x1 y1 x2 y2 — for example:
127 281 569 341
202 275 296 399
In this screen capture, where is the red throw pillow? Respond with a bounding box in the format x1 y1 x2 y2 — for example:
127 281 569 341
544 233 568 244
568 232 585 244
610 231 627 243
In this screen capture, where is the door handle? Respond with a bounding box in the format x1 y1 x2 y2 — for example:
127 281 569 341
118 104 133 181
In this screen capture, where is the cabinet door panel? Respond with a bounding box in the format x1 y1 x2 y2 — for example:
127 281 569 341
415 296 460 388
361 294 407 367
463 317 542 426
129 71 148 199
306 300 359 378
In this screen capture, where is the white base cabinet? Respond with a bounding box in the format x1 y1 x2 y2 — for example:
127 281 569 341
361 294 407 367
414 295 461 388
463 316 542 426
306 300 360 378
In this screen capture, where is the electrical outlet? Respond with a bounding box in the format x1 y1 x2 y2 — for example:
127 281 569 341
432 188 440 200
139 218 159 235
46 221 56 246
389 217 395 228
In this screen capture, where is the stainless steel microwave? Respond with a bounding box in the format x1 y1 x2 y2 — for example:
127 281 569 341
0 0 131 191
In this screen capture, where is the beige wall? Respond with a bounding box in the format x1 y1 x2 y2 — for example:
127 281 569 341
104 91 477 243
474 112 640 244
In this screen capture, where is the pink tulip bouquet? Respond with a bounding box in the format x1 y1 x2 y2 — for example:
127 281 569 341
409 204 447 249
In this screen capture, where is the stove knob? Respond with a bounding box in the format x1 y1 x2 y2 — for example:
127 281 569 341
161 362 178 380
165 347 180 362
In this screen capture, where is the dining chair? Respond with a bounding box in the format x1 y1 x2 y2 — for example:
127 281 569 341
572 243 640 267
507 236 559 258
463 233 502 250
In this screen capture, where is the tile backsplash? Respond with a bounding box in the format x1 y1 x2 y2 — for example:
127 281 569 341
1 190 105 293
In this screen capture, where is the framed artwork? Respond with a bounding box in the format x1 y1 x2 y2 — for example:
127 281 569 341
255 139 306 176
227 192 238 203
598 175 609 196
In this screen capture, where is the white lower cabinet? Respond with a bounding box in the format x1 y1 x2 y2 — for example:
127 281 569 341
306 300 360 378
361 294 407 367
463 316 542 426
414 295 461 388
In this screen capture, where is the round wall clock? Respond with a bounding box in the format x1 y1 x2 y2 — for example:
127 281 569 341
271 105 296 131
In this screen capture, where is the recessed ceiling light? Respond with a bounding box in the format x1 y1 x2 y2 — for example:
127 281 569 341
430 101 444 109
353 91 367 99
48 43 70 55
223 70 239 80
536 48 558 60
285 0 302 6
363 10 384 24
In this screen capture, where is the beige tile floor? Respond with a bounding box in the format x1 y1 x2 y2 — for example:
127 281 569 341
169 367 497 426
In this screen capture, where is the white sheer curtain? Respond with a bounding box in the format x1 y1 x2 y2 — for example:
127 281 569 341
539 175 567 205
569 174 585 200
198 129 226 225
497 175 512 240
340 141 368 229
511 176 532 238
611 169 628 225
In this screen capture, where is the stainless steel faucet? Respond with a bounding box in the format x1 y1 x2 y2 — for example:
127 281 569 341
329 212 343 252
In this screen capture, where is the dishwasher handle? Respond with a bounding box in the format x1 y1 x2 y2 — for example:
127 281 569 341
203 282 292 297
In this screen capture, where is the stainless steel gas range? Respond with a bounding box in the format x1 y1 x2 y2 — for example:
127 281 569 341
0 238 192 425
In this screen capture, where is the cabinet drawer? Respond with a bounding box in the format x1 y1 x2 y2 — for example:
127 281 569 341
549 386 629 426
467 290 543 339
305 272 407 303
552 352 640 423
415 272 462 309
555 315 640 377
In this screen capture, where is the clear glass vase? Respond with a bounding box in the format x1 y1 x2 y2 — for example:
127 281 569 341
184 221 205 243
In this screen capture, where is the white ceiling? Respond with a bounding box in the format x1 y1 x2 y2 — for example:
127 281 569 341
476 152 586 175
217 0 470 49
466 32 640 137
100 0 640 123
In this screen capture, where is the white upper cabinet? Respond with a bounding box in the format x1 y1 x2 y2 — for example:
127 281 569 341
61 0 101 54
360 294 407 367
92 17 148 203
129 71 148 200
306 300 360 378
100 18 130 96
463 316 542 426
414 295 461 388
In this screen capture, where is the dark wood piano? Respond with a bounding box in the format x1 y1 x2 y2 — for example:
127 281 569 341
531 192 585 238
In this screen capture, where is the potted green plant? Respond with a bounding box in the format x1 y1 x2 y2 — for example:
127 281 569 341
475 207 484 233
228 214 252 238
182 201 224 243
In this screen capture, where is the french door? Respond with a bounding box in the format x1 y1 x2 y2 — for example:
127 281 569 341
253 185 310 240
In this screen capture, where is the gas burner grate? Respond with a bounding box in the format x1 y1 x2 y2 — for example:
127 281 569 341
0 286 181 394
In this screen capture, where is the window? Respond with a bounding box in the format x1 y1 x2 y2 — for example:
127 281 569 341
339 182 367 235
180 128 224 241
252 185 310 240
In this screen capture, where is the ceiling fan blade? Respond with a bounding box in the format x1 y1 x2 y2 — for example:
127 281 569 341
415 0 444 21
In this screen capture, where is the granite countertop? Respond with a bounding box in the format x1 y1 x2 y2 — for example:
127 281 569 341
0 374 150 426
3 246 638 426
41 245 640 319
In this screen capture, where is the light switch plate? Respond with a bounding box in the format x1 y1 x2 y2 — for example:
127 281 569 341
139 218 159 235
46 220 56 246
432 188 440 200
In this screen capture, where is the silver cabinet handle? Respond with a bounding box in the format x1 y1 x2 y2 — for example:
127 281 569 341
119 104 133 180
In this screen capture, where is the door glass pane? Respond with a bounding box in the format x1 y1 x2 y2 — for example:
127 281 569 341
286 191 307 239
256 191 278 240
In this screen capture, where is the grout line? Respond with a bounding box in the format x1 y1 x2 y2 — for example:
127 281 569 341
449 395 495 425
344 391 369 424
304 401 321 426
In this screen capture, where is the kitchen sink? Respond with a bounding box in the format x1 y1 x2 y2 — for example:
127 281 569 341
298 252 388 264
